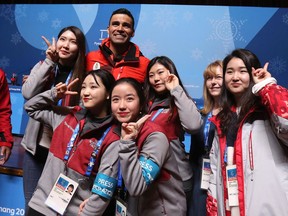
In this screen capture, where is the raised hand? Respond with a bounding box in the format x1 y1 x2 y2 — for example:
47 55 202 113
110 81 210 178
121 114 151 141
42 36 59 63
164 73 179 91
55 78 79 99
252 62 271 84
0 146 11 166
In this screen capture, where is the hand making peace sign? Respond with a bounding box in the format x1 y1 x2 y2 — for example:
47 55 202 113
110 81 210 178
121 114 151 141
42 36 59 63
55 78 79 100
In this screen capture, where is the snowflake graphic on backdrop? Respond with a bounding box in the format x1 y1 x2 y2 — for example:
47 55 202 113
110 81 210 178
51 18 62 29
269 56 286 75
282 13 288 25
152 7 177 31
0 56 10 69
38 10 49 23
183 11 193 22
208 12 247 51
0 5 15 24
190 48 203 61
11 32 22 45
138 40 157 57
14 4 27 20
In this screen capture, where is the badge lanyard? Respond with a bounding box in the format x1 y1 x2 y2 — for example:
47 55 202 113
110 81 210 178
151 108 164 122
54 65 73 106
85 126 111 176
63 123 111 177
203 112 212 152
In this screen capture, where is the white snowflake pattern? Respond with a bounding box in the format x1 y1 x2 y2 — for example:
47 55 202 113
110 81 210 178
268 56 286 75
208 12 247 51
14 4 27 21
11 32 22 45
152 7 177 31
183 11 193 22
138 40 157 57
38 10 49 23
0 5 15 24
282 13 288 25
51 18 62 29
190 48 203 60
0 56 10 69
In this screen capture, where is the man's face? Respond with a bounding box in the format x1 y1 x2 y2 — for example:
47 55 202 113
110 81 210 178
107 14 135 46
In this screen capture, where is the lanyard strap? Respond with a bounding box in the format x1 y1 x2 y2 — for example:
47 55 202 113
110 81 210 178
203 112 212 148
117 160 123 188
85 126 112 176
63 124 112 177
151 108 164 122
64 123 80 161
54 65 73 106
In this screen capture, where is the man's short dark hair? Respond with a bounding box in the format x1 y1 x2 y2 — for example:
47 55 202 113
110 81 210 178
109 8 135 31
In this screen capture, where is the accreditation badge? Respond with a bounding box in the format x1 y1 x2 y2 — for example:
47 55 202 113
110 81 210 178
45 173 78 215
200 158 211 190
115 198 127 216
226 165 239 207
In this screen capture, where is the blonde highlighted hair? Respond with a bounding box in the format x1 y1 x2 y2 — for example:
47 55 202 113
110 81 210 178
201 60 223 115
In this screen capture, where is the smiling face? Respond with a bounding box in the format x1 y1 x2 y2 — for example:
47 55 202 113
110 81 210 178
206 65 223 99
148 62 170 95
80 74 109 117
57 30 79 66
107 14 135 47
225 57 250 100
111 82 140 123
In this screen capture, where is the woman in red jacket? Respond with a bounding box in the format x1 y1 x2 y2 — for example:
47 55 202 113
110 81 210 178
0 68 13 165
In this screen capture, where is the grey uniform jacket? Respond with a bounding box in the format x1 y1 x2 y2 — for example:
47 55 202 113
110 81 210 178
21 58 56 154
119 121 187 216
25 88 120 216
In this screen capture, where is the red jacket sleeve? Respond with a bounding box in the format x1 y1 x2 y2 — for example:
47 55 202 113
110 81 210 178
0 69 13 148
206 192 218 216
258 83 288 119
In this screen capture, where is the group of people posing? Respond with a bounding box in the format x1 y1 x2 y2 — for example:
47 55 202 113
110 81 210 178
1 6 286 216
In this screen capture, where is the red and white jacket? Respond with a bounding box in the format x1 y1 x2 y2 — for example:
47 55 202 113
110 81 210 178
86 38 150 83
207 79 288 216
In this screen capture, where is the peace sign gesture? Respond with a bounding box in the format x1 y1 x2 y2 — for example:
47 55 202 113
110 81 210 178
252 62 271 84
121 114 151 141
55 78 79 100
42 36 59 63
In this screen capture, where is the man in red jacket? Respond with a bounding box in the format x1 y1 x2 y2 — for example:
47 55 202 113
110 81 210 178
86 8 149 83
0 68 13 165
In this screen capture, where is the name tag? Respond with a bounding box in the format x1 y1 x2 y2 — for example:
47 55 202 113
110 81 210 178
45 173 78 215
200 158 211 190
226 165 239 207
115 198 127 216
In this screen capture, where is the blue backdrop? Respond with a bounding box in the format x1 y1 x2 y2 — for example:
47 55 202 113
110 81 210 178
1 4 287 99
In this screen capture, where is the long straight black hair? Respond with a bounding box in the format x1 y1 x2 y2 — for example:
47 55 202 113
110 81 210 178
217 49 263 136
